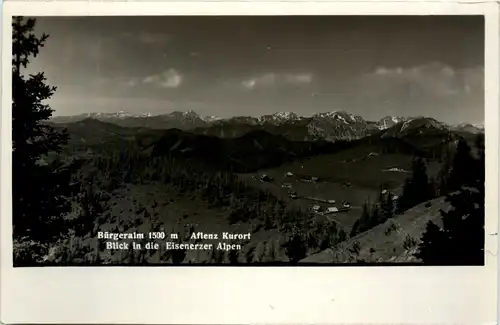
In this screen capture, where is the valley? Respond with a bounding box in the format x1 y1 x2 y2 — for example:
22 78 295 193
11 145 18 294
19 110 485 265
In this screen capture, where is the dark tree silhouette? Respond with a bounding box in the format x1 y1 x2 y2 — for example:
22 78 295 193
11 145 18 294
416 185 484 265
447 138 477 192
437 145 454 196
410 157 431 201
379 190 394 222
396 178 412 214
396 157 432 213
228 249 239 265
338 229 347 242
12 17 71 243
415 136 485 265
350 201 371 237
284 232 307 264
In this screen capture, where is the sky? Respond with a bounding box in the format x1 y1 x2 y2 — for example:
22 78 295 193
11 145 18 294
24 16 484 124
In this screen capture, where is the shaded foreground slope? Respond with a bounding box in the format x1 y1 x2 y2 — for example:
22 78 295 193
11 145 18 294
300 196 450 264
34 183 292 265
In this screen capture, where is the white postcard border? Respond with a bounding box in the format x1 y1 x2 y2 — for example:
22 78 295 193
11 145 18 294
1 2 498 324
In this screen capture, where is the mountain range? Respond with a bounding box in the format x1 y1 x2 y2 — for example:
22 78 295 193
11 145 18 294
49 110 484 142
51 112 481 173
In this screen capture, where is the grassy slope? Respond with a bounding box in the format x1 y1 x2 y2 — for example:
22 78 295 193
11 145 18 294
299 196 450 263
253 143 440 188
239 145 441 232
57 182 293 264
238 172 376 232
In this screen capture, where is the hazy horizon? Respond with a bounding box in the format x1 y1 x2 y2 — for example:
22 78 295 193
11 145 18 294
50 109 485 126
25 16 485 124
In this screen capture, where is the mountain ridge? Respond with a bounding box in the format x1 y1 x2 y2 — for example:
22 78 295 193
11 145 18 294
49 110 484 142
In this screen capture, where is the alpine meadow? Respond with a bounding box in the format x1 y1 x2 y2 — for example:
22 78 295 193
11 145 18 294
11 15 486 266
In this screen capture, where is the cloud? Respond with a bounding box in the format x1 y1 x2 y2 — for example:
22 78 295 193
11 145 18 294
365 62 483 97
241 72 313 90
124 79 139 88
374 67 402 75
142 69 183 88
284 73 313 84
461 66 484 94
349 62 484 123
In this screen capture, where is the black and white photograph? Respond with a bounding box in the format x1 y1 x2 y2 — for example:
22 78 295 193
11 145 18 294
12 14 486 267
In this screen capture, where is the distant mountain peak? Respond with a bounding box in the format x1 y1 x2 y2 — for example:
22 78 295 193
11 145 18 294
391 117 448 136
455 121 484 128
258 112 301 124
272 111 299 119
167 110 224 123
182 110 199 116
168 110 195 116
78 111 155 119
377 116 408 130
312 110 365 124
451 122 485 134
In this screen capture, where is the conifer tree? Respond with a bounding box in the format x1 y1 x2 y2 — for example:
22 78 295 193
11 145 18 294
350 201 371 237
397 157 431 213
410 157 430 202
338 229 347 242
416 184 484 265
12 17 72 243
370 205 380 225
284 230 307 264
415 136 485 265
437 145 454 195
447 138 476 191
396 178 412 214
379 191 394 222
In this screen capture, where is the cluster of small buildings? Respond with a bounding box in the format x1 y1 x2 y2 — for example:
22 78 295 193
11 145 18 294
300 176 319 183
382 167 409 173
248 167 402 219
250 170 355 214
253 171 322 186
253 170 322 189
310 199 351 215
